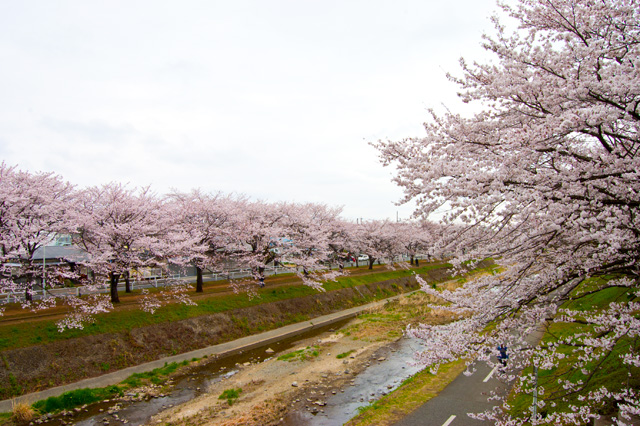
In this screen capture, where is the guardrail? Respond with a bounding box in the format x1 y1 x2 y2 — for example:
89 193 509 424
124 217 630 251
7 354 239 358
0 266 286 303
1 255 427 304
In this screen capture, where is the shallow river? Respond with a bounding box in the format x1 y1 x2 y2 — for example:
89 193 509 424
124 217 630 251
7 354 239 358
44 320 425 425
281 337 426 425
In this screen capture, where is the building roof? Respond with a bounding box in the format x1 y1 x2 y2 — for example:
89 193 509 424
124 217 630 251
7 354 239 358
32 245 89 263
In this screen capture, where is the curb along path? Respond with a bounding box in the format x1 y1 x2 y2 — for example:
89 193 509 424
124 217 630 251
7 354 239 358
0 291 415 413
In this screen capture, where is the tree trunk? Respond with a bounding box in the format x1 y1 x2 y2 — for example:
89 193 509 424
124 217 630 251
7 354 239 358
124 270 132 293
368 258 375 270
67 262 80 286
25 286 32 302
415 258 419 267
195 266 203 293
110 272 120 304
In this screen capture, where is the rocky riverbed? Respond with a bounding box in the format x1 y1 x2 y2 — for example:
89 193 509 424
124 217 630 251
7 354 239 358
16 288 460 426
147 292 454 426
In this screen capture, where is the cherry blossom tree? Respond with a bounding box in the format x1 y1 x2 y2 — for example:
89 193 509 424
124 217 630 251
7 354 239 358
278 202 346 288
226 200 342 289
325 217 356 270
73 183 168 304
0 163 76 304
350 219 404 269
225 199 290 287
394 220 438 266
375 0 639 423
165 189 240 292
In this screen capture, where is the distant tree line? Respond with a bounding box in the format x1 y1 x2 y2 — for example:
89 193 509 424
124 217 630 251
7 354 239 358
0 163 442 329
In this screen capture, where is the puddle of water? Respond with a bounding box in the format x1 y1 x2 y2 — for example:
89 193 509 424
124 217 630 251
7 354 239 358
42 320 351 426
281 337 426 426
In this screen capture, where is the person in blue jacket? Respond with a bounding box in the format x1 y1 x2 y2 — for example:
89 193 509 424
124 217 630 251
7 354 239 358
498 345 508 366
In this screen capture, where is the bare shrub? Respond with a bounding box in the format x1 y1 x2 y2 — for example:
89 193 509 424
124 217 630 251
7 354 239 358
12 400 35 422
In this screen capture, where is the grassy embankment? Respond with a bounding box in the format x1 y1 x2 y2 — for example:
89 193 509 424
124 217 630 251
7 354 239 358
507 276 639 421
346 275 639 426
2 360 192 422
0 262 458 422
0 263 448 353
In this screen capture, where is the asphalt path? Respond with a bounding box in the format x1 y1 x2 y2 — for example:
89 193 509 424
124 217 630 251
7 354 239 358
394 323 545 426
393 360 511 426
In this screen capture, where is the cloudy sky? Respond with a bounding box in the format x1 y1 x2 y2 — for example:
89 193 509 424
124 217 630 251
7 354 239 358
0 0 499 221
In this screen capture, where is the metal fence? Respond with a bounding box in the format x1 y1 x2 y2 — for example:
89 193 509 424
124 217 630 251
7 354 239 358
1 255 426 304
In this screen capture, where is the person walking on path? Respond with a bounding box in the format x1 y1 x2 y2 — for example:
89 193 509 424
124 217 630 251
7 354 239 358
497 345 508 367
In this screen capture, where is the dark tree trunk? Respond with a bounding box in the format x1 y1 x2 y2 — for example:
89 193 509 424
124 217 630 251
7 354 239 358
67 262 79 286
25 286 32 302
124 270 132 293
195 266 204 293
368 258 375 270
415 258 419 267
110 272 121 304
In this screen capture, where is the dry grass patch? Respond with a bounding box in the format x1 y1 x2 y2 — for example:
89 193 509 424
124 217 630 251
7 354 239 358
216 399 287 426
341 292 459 343
11 400 34 423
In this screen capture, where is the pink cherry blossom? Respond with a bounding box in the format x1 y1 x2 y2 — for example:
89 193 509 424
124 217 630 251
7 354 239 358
375 0 639 422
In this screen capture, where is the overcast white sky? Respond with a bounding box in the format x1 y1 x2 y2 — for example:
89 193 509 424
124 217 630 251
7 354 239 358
0 0 499 221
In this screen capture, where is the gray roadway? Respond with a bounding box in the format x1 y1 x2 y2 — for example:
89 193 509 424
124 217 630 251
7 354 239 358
393 324 546 426
393 361 511 426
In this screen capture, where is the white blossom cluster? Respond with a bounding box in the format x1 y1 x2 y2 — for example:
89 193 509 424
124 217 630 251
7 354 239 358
376 0 639 422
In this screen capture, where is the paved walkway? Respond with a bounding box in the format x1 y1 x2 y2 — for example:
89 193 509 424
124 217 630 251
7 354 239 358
0 293 410 413
393 360 509 426
392 324 546 426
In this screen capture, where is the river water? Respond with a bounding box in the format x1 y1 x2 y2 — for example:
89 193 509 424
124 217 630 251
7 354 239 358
49 321 349 425
281 337 426 425
43 320 425 425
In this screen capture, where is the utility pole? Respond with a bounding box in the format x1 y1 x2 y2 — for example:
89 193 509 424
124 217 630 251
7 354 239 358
42 244 46 292
532 364 538 420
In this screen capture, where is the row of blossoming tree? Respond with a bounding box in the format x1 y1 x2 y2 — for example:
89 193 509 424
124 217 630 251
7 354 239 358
375 0 639 423
0 163 441 329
